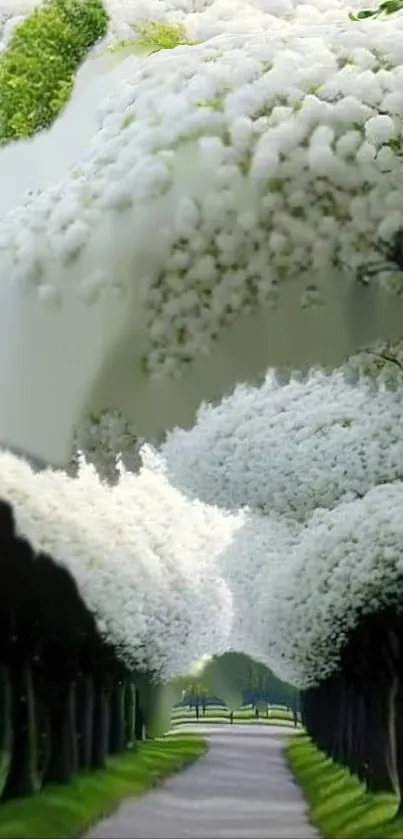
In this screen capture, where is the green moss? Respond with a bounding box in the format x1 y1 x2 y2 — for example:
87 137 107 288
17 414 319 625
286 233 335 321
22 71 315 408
0 0 109 144
135 21 197 50
109 21 198 55
0 734 207 839
286 734 403 838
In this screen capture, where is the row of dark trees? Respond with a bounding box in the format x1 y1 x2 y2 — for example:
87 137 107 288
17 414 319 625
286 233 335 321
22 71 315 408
301 607 403 815
0 501 149 801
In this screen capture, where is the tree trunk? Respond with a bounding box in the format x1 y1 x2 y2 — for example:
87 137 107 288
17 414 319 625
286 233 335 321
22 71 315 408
34 689 50 787
341 684 355 771
381 630 403 809
76 676 94 770
354 694 367 783
2 659 38 800
91 680 110 769
45 677 77 785
124 683 135 748
134 688 144 741
0 667 11 798
109 681 125 755
392 683 403 817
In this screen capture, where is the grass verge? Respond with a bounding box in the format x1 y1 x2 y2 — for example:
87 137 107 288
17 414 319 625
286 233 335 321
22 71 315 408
0 734 207 839
286 734 403 838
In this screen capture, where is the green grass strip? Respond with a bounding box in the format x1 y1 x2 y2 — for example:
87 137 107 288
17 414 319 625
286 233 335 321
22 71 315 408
0 734 207 839
286 734 403 838
0 0 109 144
172 716 296 726
171 708 298 727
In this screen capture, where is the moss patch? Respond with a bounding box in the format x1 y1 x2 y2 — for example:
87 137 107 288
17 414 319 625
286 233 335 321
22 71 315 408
286 734 403 838
0 0 109 144
109 21 198 55
0 734 207 839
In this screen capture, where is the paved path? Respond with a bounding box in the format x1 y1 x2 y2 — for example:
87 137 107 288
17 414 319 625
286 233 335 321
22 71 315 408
85 724 319 839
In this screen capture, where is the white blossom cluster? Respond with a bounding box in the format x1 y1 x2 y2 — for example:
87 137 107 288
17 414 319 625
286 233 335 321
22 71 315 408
218 512 301 666
103 0 375 45
0 447 240 680
4 9 403 464
157 369 403 521
254 483 403 686
216 480 403 687
149 362 403 686
61 356 403 687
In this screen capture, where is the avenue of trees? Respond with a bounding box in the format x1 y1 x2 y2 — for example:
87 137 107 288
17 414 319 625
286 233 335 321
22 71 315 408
1 0 403 821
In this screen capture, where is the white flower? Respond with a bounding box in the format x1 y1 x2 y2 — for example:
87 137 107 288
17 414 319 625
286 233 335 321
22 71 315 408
365 114 396 145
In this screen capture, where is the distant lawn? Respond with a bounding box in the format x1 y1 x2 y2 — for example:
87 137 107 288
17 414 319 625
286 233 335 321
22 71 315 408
286 734 403 839
171 704 300 728
0 735 207 839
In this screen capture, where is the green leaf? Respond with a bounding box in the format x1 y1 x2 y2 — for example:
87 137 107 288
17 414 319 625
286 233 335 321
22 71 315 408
356 9 377 17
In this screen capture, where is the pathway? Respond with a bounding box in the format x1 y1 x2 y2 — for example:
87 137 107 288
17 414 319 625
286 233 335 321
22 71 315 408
85 724 319 839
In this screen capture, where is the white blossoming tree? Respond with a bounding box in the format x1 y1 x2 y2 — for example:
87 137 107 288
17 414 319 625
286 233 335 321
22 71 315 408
2 7 403 465
0 447 239 798
149 354 403 808
3 0 403 816
155 367 403 518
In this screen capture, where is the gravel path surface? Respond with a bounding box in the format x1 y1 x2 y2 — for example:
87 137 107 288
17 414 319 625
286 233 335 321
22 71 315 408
85 724 319 839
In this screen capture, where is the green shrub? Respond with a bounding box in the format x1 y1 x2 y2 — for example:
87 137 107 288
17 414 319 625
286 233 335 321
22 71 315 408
0 0 109 143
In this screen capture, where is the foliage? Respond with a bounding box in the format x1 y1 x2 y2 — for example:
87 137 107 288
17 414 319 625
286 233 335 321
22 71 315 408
0 0 108 143
0 736 207 839
183 682 208 698
349 1 403 20
286 735 403 839
201 653 298 709
109 21 197 55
